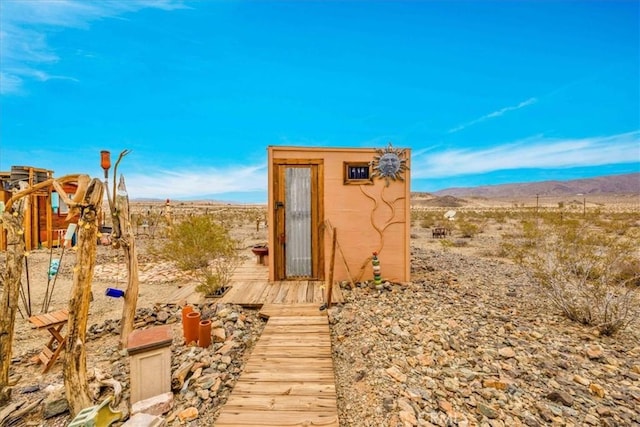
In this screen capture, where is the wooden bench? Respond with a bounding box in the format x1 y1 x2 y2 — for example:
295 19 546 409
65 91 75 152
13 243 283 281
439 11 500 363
28 309 69 373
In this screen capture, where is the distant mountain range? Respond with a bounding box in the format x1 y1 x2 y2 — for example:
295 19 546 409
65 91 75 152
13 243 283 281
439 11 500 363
429 173 639 198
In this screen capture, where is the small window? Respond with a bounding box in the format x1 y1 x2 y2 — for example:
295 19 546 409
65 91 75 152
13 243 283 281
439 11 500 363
344 162 373 185
58 193 73 215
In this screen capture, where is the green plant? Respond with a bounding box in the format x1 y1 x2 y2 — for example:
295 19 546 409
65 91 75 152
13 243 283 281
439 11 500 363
439 239 454 252
512 221 640 335
457 220 480 238
195 255 242 296
420 218 435 229
151 215 241 294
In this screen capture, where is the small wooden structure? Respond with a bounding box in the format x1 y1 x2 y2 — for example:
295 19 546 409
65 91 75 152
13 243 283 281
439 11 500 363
267 145 411 285
0 166 79 251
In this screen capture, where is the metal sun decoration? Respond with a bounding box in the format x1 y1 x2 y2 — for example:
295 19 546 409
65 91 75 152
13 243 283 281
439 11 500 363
370 143 409 186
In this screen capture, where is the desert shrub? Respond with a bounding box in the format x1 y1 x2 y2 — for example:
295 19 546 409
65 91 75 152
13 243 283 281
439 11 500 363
597 214 639 236
411 210 439 228
439 239 454 252
452 239 469 247
492 211 508 224
410 210 424 224
512 221 640 335
150 215 241 294
420 218 436 229
457 220 480 238
195 255 242 296
615 259 640 288
493 242 512 258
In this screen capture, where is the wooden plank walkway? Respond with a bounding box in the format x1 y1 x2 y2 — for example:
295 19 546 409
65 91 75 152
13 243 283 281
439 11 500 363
214 303 339 427
166 259 344 306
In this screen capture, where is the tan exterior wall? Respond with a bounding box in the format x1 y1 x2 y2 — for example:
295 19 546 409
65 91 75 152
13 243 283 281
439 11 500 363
267 146 411 284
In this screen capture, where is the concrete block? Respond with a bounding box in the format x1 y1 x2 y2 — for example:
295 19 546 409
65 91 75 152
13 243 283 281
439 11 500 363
127 326 173 403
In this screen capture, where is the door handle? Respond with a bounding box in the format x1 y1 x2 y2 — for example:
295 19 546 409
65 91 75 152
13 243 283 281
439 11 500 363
278 233 286 244
275 201 284 209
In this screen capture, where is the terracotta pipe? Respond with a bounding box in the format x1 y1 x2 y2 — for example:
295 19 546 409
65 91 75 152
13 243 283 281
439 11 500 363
184 311 200 345
181 305 193 343
198 319 212 348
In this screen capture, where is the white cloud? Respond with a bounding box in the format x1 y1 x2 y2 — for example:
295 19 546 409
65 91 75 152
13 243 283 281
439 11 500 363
124 164 268 200
0 71 22 94
412 131 640 178
448 97 538 133
0 0 187 95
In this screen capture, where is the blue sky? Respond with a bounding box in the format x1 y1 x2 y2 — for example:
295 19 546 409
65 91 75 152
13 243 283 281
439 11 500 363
1 0 638 202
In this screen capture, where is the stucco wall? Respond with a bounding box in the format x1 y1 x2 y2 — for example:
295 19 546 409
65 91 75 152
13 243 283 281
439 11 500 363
268 146 411 284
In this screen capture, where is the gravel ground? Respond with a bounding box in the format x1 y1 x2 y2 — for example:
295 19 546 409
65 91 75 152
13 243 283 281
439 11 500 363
329 247 640 426
3 221 639 426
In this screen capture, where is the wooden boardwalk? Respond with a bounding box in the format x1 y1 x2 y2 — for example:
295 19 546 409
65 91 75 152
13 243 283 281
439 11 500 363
166 260 344 306
214 303 339 427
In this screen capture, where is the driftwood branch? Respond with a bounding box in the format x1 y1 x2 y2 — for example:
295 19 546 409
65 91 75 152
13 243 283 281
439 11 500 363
0 398 43 427
64 178 104 416
111 150 130 203
106 150 129 245
115 176 141 350
50 174 91 221
93 369 123 406
0 195 27 404
0 174 91 406
5 174 84 212
0 400 24 426
7 375 20 387
171 361 195 391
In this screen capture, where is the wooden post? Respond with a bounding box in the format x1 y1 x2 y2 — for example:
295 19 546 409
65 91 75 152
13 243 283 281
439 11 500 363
0 198 26 404
1 175 83 403
326 228 337 309
46 191 53 249
23 192 32 251
63 178 103 416
114 176 140 350
30 193 39 250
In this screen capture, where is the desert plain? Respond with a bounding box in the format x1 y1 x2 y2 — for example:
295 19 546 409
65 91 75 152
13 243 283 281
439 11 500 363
1 192 639 426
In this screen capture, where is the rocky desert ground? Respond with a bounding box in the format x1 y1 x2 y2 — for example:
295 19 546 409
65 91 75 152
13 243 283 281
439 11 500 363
1 194 639 427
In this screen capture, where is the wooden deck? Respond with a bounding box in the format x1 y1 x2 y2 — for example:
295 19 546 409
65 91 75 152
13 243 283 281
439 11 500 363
166 260 344 306
214 303 339 427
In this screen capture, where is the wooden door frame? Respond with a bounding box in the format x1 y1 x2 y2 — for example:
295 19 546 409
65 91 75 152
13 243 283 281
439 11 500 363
272 159 324 281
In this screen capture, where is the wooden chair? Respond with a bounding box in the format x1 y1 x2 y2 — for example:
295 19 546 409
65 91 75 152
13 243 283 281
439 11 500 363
28 309 69 373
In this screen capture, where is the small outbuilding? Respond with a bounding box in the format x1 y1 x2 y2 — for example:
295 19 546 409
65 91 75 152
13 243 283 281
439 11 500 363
0 166 80 251
267 144 411 284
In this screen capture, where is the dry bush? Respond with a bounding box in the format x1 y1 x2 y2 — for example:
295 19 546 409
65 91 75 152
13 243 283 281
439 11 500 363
456 220 480 238
195 255 243 296
489 210 508 224
420 218 436 229
451 239 469 247
439 239 454 252
412 210 440 228
596 213 640 236
511 221 640 335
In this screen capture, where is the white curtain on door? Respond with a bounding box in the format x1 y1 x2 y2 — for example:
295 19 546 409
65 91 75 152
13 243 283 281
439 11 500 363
285 167 312 277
